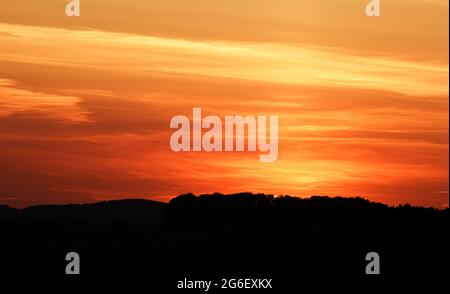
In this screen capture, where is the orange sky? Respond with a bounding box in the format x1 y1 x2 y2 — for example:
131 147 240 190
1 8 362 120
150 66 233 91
0 0 448 208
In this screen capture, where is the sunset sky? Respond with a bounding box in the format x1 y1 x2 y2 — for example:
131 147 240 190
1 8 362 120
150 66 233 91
0 0 448 208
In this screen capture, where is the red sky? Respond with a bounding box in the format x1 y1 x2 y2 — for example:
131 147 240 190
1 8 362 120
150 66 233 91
0 0 448 208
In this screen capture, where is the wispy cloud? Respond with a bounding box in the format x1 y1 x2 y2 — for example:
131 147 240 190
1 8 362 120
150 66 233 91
0 23 447 96
0 78 90 123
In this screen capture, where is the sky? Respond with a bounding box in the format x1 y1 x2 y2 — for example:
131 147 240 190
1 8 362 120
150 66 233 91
0 0 448 208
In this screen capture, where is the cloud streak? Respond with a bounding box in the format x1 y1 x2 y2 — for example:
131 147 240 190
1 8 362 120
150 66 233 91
0 23 447 96
0 78 89 122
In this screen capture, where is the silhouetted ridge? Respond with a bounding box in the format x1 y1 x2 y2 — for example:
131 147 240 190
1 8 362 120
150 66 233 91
0 193 447 273
167 192 445 229
0 204 17 219
11 199 166 224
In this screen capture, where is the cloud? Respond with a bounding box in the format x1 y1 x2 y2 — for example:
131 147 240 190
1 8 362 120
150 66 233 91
0 78 90 123
0 0 447 62
0 23 447 96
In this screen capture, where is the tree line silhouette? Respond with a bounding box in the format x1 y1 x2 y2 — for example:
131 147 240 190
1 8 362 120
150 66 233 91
0 193 448 273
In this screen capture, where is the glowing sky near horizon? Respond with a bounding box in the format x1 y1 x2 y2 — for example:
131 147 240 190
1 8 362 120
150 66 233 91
0 0 448 208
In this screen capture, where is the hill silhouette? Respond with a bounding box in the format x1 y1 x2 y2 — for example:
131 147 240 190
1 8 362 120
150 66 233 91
0 193 448 273
18 199 166 225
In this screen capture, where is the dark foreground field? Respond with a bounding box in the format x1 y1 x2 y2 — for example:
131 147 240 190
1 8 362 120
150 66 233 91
0 193 448 274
